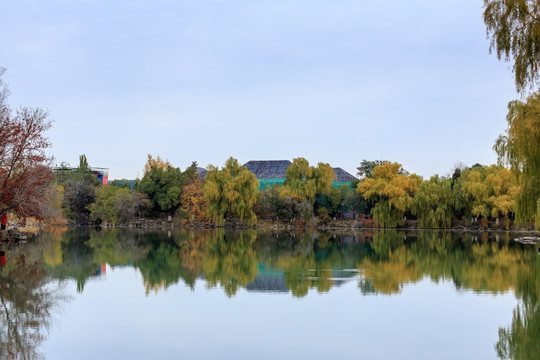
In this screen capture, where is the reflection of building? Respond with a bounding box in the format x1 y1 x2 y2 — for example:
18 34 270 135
245 264 359 293
246 264 288 292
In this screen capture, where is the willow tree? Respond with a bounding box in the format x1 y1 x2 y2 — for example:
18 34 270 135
284 157 335 218
357 162 421 227
203 157 259 226
412 175 453 229
484 0 540 93
459 165 519 227
202 230 258 297
484 1 540 228
496 256 540 359
494 93 540 226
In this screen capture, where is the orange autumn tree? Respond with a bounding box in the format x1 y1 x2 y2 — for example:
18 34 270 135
179 179 207 221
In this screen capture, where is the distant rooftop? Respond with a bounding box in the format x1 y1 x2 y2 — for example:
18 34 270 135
195 167 207 179
243 160 292 180
244 160 357 183
197 160 358 183
333 167 358 183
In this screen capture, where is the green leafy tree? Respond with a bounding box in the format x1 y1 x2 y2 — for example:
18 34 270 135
412 175 454 228
285 158 335 202
357 159 384 179
450 169 475 223
89 186 151 223
317 183 362 218
284 158 336 219
137 155 197 215
203 157 259 225
61 155 100 224
88 186 117 223
357 159 409 179
285 157 317 202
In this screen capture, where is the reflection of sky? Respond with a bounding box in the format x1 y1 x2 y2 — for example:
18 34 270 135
1 0 517 180
41 265 516 359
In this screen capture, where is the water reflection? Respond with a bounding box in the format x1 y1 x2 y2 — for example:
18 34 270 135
14 229 538 300
0 254 67 359
495 260 540 359
6 228 540 359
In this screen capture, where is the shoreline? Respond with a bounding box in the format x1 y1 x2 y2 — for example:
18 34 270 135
47 218 539 235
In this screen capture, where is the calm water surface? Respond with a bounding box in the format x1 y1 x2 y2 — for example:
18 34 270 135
0 229 538 359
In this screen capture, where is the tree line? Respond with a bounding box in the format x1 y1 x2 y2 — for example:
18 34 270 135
204 157 529 229
34 152 533 230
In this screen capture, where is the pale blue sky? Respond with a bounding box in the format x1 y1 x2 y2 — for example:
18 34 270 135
1 0 516 179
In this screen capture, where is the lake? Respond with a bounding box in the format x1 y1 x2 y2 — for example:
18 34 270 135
0 228 538 359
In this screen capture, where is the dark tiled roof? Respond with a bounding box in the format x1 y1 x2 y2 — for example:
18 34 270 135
333 167 358 182
243 161 357 183
196 167 207 179
244 160 292 179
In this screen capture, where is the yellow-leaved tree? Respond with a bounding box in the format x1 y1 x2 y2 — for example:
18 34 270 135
459 165 519 228
357 162 421 227
143 154 168 174
179 179 207 221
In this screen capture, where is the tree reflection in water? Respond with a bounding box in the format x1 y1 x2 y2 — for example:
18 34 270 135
11 227 540 359
0 254 67 359
202 229 258 297
496 256 540 360
24 228 540 301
